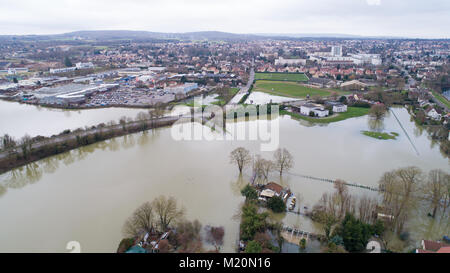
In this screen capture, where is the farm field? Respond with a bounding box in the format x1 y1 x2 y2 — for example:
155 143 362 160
255 72 309 82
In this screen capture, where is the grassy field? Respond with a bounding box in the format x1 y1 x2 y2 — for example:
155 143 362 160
281 107 369 124
255 72 309 82
362 131 398 140
431 90 450 109
211 87 239 106
253 80 331 98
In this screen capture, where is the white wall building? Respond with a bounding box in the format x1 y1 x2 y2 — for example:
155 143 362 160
75 62 94 69
349 54 382 66
300 104 317 116
49 67 77 74
275 57 307 66
300 103 330 117
164 82 198 95
332 104 348 113
426 108 441 120
312 108 329 117
331 46 343 57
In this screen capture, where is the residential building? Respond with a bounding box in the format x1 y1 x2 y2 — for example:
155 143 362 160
416 240 450 253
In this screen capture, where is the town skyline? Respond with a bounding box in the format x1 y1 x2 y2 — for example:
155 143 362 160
1 29 449 40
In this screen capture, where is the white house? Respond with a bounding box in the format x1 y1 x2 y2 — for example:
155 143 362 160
49 67 76 74
300 104 317 116
75 62 94 69
275 57 307 66
332 104 348 113
312 108 329 117
300 103 330 117
426 108 441 120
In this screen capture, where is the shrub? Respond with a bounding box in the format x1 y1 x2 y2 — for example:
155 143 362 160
267 196 286 213
245 240 262 253
241 184 258 200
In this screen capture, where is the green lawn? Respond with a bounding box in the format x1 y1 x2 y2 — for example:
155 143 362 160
362 131 398 140
431 90 450 109
211 87 240 106
255 72 309 82
281 107 369 124
254 80 331 98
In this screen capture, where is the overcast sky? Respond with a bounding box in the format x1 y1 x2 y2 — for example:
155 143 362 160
0 0 449 38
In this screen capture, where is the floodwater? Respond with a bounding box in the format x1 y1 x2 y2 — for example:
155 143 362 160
0 100 149 139
245 91 299 105
0 104 448 252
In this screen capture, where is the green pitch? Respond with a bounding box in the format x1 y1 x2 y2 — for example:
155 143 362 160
255 72 309 82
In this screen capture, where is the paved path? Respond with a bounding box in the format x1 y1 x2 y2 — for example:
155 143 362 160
227 67 255 105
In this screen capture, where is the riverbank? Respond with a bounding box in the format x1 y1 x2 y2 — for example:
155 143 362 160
0 115 182 174
280 106 369 124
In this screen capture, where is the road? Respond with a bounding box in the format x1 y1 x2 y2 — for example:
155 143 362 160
227 66 255 105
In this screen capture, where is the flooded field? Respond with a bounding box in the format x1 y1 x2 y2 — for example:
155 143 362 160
0 103 448 252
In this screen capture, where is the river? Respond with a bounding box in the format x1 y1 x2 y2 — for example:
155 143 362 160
0 102 448 252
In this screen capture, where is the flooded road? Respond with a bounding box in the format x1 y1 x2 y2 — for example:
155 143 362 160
0 105 448 252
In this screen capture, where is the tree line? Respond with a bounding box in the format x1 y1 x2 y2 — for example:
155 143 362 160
229 147 294 183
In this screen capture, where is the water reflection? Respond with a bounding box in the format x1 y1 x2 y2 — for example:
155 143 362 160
0 130 162 196
0 108 448 252
230 174 248 196
409 204 450 243
368 118 385 132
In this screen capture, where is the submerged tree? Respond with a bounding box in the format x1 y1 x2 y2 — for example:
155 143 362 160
176 219 203 252
230 147 252 174
378 166 423 234
153 196 185 231
273 148 294 176
252 155 274 182
205 226 225 252
369 103 387 120
122 201 156 238
422 169 450 218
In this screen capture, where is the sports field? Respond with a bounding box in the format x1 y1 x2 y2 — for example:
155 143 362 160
253 80 330 98
255 72 309 82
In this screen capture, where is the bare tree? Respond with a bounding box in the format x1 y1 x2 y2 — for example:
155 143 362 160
273 148 294 176
229 147 252 173
261 159 274 180
358 195 378 224
1 134 16 150
153 196 185 231
19 134 33 159
422 169 450 218
378 166 423 234
123 201 156 238
204 226 225 252
176 219 203 252
369 104 387 120
252 155 273 182
334 180 351 219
